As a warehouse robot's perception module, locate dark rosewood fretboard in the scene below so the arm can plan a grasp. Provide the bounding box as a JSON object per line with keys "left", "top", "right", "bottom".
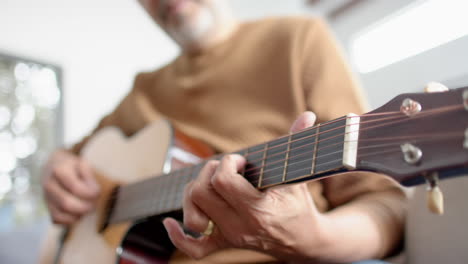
{"left": 109, "top": 117, "right": 351, "bottom": 225}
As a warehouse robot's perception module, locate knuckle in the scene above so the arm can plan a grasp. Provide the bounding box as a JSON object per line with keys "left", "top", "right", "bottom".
{"left": 212, "top": 171, "right": 230, "bottom": 190}
{"left": 190, "top": 184, "right": 204, "bottom": 202}
{"left": 59, "top": 198, "right": 76, "bottom": 212}
{"left": 222, "top": 154, "right": 234, "bottom": 163}
{"left": 206, "top": 160, "right": 219, "bottom": 169}
{"left": 190, "top": 250, "right": 205, "bottom": 260}
{"left": 68, "top": 181, "right": 82, "bottom": 195}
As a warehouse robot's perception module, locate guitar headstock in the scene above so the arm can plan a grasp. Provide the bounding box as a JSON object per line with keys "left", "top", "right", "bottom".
{"left": 356, "top": 87, "right": 468, "bottom": 187}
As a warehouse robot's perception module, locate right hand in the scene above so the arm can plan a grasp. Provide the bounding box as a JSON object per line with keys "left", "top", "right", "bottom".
{"left": 42, "top": 149, "right": 100, "bottom": 225}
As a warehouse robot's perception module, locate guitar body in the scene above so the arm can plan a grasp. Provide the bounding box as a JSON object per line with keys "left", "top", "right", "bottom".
{"left": 40, "top": 120, "right": 215, "bottom": 264}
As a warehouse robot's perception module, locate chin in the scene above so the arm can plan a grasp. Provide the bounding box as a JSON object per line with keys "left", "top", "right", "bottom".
{"left": 168, "top": 7, "right": 215, "bottom": 48}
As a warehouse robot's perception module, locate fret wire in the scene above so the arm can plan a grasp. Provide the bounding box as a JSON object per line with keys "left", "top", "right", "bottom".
{"left": 176, "top": 167, "right": 190, "bottom": 207}
{"left": 311, "top": 124, "right": 320, "bottom": 175}
{"left": 167, "top": 169, "right": 179, "bottom": 212}
{"left": 190, "top": 165, "right": 197, "bottom": 181}
{"left": 247, "top": 119, "right": 349, "bottom": 178}
{"left": 147, "top": 176, "right": 155, "bottom": 213}
{"left": 258, "top": 163, "right": 345, "bottom": 190}
{"left": 244, "top": 125, "right": 346, "bottom": 175}
{"left": 168, "top": 168, "right": 179, "bottom": 211}
{"left": 250, "top": 134, "right": 343, "bottom": 179}
{"left": 175, "top": 168, "right": 186, "bottom": 209}
{"left": 241, "top": 116, "right": 347, "bottom": 161}
{"left": 258, "top": 128, "right": 345, "bottom": 186}
{"left": 160, "top": 173, "right": 170, "bottom": 213}
{"left": 282, "top": 134, "right": 292, "bottom": 183}
{"left": 179, "top": 166, "right": 194, "bottom": 205}
{"left": 240, "top": 148, "right": 249, "bottom": 177}
{"left": 254, "top": 154, "right": 345, "bottom": 187}
{"left": 258, "top": 143, "right": 268, "bottom": 188}
{"left": 155, "top": 176, "right": 164, "bottom": 214}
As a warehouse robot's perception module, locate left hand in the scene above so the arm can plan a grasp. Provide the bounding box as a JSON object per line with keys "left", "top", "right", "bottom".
{"left": 163, "top": 112, "right": 334, "bottom": 261}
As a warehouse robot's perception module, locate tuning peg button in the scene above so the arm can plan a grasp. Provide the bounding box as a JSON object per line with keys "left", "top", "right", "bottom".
{"left": 463, "top": 90, "right": 468, "bottom": 111}
{"left": 400, "top": 98, "right": 422, "bottom": 117}
{"left": 401, "top": 143, "right": 422, "bottom": 165}
{"left": 464, "top": 128, "right": 468, "bottom": 149}
{"left": 424, "top": 82, "right": 449, "bottom": 93}
{"left": 425, "top": 172, "right": 444, "bottom": 215}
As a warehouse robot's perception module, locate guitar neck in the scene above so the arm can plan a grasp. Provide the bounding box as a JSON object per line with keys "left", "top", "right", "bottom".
{"left": 98, "top": 87, "right": 468, "bottom": 229}
{"left": 107, "top": 115, "right": 360, "bottom": 225}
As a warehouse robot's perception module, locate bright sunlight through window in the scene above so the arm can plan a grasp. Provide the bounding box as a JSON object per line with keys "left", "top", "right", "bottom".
{"left": 351, "top": 0, "right": 468, "bottom": 73}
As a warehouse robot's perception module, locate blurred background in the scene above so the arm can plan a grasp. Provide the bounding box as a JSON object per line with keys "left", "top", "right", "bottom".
{"left": 0, "top": 0, "right": 467, "bottom": 263}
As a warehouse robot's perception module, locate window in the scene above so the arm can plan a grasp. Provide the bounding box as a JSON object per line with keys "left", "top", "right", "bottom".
{"left": 351, "top": 0, "right": 468, "bottom": 73}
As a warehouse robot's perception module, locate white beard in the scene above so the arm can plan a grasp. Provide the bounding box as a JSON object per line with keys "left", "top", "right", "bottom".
{"left": 168, "top": 7, "right": 215, "bottom": 48}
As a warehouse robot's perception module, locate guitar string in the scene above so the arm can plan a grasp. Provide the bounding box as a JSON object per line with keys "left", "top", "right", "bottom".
{"left": 239, "top": 104, "right": 459, "bottom": 163}
{"left": 193, "top": 104, "right": 459, "bottom": 181}
{"left": 113, "top": 131, "right": 461, "bottom": 223}
{"left": 112, "top": 133, "right": 464, "bottom": 223}
{"left": 114, "top": 130, "right": 461, "bottom": 216}
{"left": 250, "top": 133, "right": 464, "bottom": 186}
{"left": 112, "top": 103, "right": 462, "bottom": 206}
{"left": 241, "top": 113, "right": 407, "bottom": 171}
{"left": 245, "top": 131, "right": 462, "bottom": 181}
{"left": 112, "top": 111, "right": 398, "bottom": 209}
{"left": 234, "top": 104, "right": 462, "bottom": 177}
{"left": 111, "top": 104, "right": 463, "bottom": 220}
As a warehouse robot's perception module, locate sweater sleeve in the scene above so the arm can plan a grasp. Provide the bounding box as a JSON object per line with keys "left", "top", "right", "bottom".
{"left": 300, "top": 18, "right": 406, "bottom": 258}
{"left": 69, "top": 72, "right": 161, "bottom": 155}
{"left": 300, "top": 18, "right": 368, "bottom": 121}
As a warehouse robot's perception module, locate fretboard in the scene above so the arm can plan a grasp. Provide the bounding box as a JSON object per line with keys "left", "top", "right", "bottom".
{"left": 108, "top": 115, "right": 355, "bottom": 225}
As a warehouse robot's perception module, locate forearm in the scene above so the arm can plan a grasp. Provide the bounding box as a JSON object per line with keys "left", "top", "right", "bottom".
{"left": 314, "top": 192, "right": 404, "bottom": 263}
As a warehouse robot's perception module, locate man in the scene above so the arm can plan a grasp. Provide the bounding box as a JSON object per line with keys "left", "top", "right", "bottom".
{"left": 42, "top": 0, "right": 405, "bottom": 262}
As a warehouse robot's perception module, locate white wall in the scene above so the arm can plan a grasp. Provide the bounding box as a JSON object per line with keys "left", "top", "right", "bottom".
{"left": 0, "top": 0, "right": 310, "bottom": 146}
{"left": 0, "top": 0, "right": 179, "bottom": 146}
{"left": 330, "top": 0, "right": 468, "bottom": 108}
{"left": 4, "top": 0, "right": 465, "bottom": 145}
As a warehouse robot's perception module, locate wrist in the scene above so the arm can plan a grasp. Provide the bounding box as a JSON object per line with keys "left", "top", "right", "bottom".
{"left": 300, "top": 213, "right": 338, "bottom": 262}
{"left": 270, "top": 213, "right": 337, "bottom": 263}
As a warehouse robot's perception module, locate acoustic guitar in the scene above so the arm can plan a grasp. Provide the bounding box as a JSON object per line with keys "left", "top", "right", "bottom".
{"left": 41, "top": 87, "right": 468, "bottom": 263}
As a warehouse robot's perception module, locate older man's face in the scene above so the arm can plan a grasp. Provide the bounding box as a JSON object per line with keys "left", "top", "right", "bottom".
{"left": 138, "top": 0, "right": 229, "bottom": 48}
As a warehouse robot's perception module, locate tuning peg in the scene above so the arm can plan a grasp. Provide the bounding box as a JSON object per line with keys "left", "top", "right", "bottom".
{"left": 422, "top": 83, "right": 447, "bottom": 215}
{"left": 425, "top": 172, "right": 444, "bottom": 215}
{"left": 424, "top": 82, "right": 449, "bottom": 93}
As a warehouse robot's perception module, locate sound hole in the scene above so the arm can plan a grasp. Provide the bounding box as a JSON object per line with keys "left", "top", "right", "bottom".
{"left": 118, "top": 211, "right": 182, "bottom": 263}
